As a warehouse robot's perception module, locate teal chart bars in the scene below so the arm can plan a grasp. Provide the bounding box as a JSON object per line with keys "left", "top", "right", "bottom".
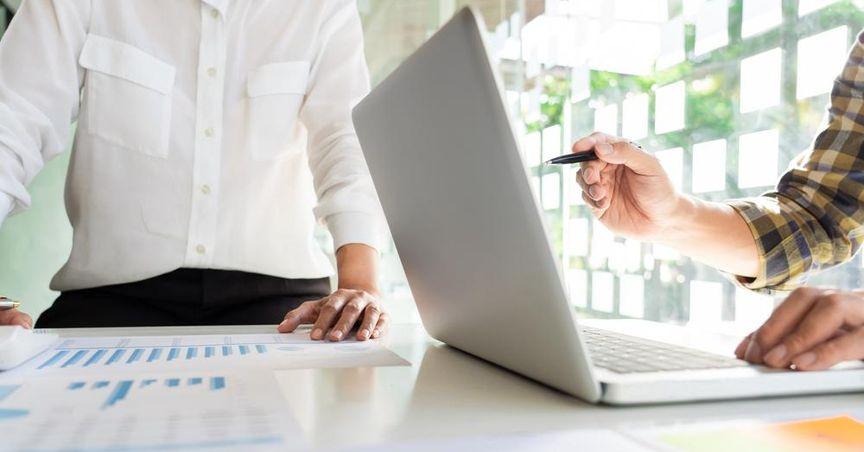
{"left": 65, "top": 376, "right": 228, "bottom": 409}
{"left": 17, "top": 332, "right": 408, "bottom": 376}
{"left": 0, "top": 372, "right": 303, "bottom": 450}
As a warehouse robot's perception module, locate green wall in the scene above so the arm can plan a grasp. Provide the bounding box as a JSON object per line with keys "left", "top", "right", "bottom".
{"left": 0, "top": 148, "right": 72, "bottom": 321}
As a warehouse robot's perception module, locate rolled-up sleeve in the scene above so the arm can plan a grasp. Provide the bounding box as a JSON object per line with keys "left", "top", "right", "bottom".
{"left": 301, "top": 0, "right": 385, "bottom": 252}
{"left": 726, "top": 29, "right": 864, "bottom": 292}
{"left": 0, "top": 0, "right": 89, "bottom": 227}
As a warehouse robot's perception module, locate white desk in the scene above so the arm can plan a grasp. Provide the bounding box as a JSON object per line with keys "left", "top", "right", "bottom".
{"left": 48, "top": 321, "right": 864, "bottom": 450}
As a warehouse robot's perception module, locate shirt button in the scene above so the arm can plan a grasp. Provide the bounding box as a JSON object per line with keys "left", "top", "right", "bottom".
{"left": 207, "top": 67, "right": 217, "bottom": 78}
{"left": 204, "top": 127, "right": 215, "bottom": 137}
{"left": 201, "top": 184, "right": 211, "bottom": 195}
{"left": 196, "top": 244, "right": 206, "bottom": 255}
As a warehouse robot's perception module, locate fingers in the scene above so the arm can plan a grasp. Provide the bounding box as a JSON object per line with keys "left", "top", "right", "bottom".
{"left": 743, "top": 287, "right": 822, "bottom": 363}
{"left": 356, "top": 303, "right": 382, "bottom": 341}
{"left": 277, "top": 301, "right": 318, "bottom": 333}
{"left": 593, "top": 141, "right": 662, "bottom": 176}
{"left": 371, "top": 312, "right": 390, "bottom": 339}
{"left": 762, "top": 292, "right": 864, "bottom": 368}
{"left": 734, "top": 333, "right": 753, "bottom": 359}
{"left": 791, "top": 326, "right": 864, "bottom": 371}
{"left": 327, "top": 292, "right": 374, "bottom": 342}
{"left": 311, "top": 290, "right": 352, "bottom": 340}
{"left": 0, "top": 310, "right": 33, "bottom": 329}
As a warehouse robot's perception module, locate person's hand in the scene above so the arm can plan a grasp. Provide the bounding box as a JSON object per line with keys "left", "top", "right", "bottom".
{"left": 277, "top": 288, "right": 390, "bottom": 341}
{"left": 573, "top": 132, "right": 682, "bottom": 241}
{"left": 0, "top": 309, "right": 33, "bottom": 329}
{"left": 735, "top": 288, "right": 864, "bottom": 371}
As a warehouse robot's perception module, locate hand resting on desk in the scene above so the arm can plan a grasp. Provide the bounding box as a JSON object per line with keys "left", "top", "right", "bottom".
{"left": 735, "top": 287, "right": 864, "bottom": 371}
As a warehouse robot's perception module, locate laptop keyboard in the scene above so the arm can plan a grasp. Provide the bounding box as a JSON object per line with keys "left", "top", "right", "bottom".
{"left": 581, "top": 326, "right": 748, "bottom": 374}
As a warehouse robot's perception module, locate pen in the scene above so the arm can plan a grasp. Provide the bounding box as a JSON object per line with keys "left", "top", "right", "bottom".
{"left": 0, "top": 297, "right": 21, "bottom": 311}
{"left": 544, "top": 151, "right": 598, "bottom": 166}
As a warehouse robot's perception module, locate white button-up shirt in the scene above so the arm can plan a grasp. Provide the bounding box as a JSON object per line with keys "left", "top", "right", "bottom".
{"left": 0, "top": 0, "right": 384, "bottom": 291}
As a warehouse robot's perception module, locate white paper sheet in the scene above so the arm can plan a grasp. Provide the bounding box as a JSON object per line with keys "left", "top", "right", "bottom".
{"left": 0, "top": 371, "right": 303, "bottom": 451}
{"left": 5, "top": 332, "right": 408, "bottom": 378}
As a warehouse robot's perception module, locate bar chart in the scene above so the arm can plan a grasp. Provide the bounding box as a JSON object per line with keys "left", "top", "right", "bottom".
{"left": 38, "top": 343, "right": 270, "bottom": 370}
{"left": 65, "top": 376, "right": 228, "bottom": 409}
{"left": 20, "top": 332, "right": 407, "bottom": 375}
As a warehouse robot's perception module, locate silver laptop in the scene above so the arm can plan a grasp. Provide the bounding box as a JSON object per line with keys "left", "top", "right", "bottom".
{"left": 352, "top": 7, "right": 864, "bottom": 405}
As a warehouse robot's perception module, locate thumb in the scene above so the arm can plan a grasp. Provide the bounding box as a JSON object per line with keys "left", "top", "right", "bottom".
{"left": 594, "top": 141, "right": 662, "bottom": 176}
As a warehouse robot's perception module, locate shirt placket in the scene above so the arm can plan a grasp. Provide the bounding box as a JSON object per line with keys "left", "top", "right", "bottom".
{"left": 184, "top": 4, "right": 227, "bottom": 267}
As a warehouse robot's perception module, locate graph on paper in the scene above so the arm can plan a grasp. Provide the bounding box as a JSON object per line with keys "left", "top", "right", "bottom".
{"left": 14, "top": 333, "right": 407, "bottom": 376}
{"left": 0, "top": 372, "right": 303, "bottom": 450}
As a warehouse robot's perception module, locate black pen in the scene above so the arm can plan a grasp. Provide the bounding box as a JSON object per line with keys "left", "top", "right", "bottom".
{"left": 543, "top": 151, "right": 598, "bottom": 166}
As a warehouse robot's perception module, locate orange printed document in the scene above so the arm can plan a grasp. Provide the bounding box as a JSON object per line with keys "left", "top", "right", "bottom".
{"left": 658, "top": 416, "right": 864, "bottom": 452}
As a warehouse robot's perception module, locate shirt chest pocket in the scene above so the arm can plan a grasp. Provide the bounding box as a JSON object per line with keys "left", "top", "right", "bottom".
{"left": 78, "top": 34, "right": 176, "bottom": 158}
{"left": 246, "top": 62, "right": 310, "bottom": 161}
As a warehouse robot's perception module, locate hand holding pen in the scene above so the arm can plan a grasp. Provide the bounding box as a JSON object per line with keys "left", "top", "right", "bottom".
{"left": 0, "top": 296, "right": 31, "bottom": 329}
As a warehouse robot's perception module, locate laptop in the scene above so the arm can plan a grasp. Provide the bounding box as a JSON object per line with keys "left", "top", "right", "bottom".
{"left": 352, "top": 7, "right": 864, "bottom": 405}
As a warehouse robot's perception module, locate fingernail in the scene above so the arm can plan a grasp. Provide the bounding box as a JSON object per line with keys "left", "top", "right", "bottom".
{"left": 372, "top": 329, "right": 380, "bottom": 338}
{"left": 359, "top": 329, "right": 370, "bottom": 339}
{"left": 278, "top": 320, "right": 288, "bottom": 329}
{"left": 744, "top": 341, "right": 762, "bottom": 362}
{"left": 583, "top": 168, "right": 592, "bottom": 182}
{"left": 588, "top": 185, "right": 598, "bottom": 199}
{"left": 794, "top": 352, "right": 817, "bottom": 369}
{"left": 596, "top": 144, "right": 613, "bottom": 156}
{"left": 331, "top": 330, "right": 343, "bottom": 340}
{"left": 763, "top": 344, "right": 787, "bottom": 365}
{"left": 311, "top": 329, "right": 323, "bottom": 340}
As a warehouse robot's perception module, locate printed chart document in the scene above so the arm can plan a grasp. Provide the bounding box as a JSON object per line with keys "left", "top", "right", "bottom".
{"left": 7, "top": 332, "right": 408, "bottom": 377}
{"left": 0, "top": 371, "right": 303, "bottom": 451}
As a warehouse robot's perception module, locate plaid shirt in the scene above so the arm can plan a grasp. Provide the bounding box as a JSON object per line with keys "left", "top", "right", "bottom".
{"left": 727, "top": 29, "right": 864, "bottom": 292}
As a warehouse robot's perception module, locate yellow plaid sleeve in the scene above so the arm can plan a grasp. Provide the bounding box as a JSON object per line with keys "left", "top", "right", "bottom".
{"left": 726, "top": 29, "right": 864, "bottom": 292}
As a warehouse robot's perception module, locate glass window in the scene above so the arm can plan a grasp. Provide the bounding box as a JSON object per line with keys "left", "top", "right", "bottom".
{"left": 591, "top": 271, "right": 615, "bottom": 313}
{"left": 740, "top": 47, "right": 782, "bottom": 113}
{"left": 654, "top": 81, "right": 686, "bottom": 134}
{"left": 619, "top": 274, "right": 646, "bottom": 318}
{"left": 542, "top": 125, "right": 563, "bottom": 162}
{"left": 695, "top": 0, "right": 729, "bottom": 56}
{"left": 523, "top": 132, "right": 542, "bottom": 168}
{"left": 797, "top": 27, "right": 849, "bottom": 99}
{"left": 738, "top": 129, "right": 780, "bottom": 188}
{"left": 567, "top": 269, "right": 589, "bottom": 308}
{"left": 742, "top": 0, "right": 782, "bottom": 38}
{"left": 688, "top": 280, "right": 724, "bottom": 327}
{"left": 798, "top": 0, "right": 842, "bottom": 16}
{"left": 541, "top": 173, "right": 561, "bottom": 210}
{"left": 692, "top": 139, "right": 727, "bottom": 193}
{"left": 594, "top": 103, "right": 619, "bottom": 135}
{"left": 622, "top": 93, "right": 650, "bottom": 140}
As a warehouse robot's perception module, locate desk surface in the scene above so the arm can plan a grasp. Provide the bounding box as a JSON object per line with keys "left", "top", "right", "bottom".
{"left": 48, "top": 321, "right": 864, "bottom": 449}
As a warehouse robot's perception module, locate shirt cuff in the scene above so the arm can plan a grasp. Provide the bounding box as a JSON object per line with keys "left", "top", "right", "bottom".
{"left": 0, "top": 193, "right": 13, "bottom": 227}
{"left": 325, "top": 212, "right": 385, "bottom": 252}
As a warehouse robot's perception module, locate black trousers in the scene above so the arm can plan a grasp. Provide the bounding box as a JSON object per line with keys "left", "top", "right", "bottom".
{"left": 35, "top": 268, "right": 331, "bottom": 328}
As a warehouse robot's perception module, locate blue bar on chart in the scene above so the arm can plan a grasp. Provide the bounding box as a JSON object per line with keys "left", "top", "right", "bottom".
{"left": 147, "top": 348, "right": 162, "bottom": 363}
{"left": 105, "top": 349, "right": 126, "bottom": 365}
{"left": 239, "top": 345, "right": 249, "bottom": 355}
{"left": 186, "top": 347, "right": 197, "bottom": 360}
{"left": 165, "top": 378, "right": 180, "bottom": 388}
{"left": 92, "top": 381, "right": 110, "bottom": 389}
{"left": 222, "top": 346, "right": 231, "bottom": 356}
{"left": 168, "top": 347, "right": 180, "bottom": 361}
{"left": 210, "top": 376, "right": 226, "bottom": 391}
{"left": 126, "top": 348, "right": 144, "bottom": 364}
{"left": 255, "top": 344, "right": 267, "bottom": 354}
{"left": 62, "top": 350, "right": 88, "bottom": 368}
{"left": 68, "top": 382, "right": 86, "bottom": 390}
{"left": 38, "top": 350, "right": 69, "bottom": 369}
{"left": 103, "top": 380, "right": 133, "bottom": 408}
{"left": 188, "top": 377, "right": 202, "bottom": 385}
{"left": 140, "top": 379, "right": 157, "bottom": 388}
{"left": 84, "top": 349, "right": 107, "bottom": 367}
{"left": 205, "top": 346, "right": 215, "bottom": 358}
